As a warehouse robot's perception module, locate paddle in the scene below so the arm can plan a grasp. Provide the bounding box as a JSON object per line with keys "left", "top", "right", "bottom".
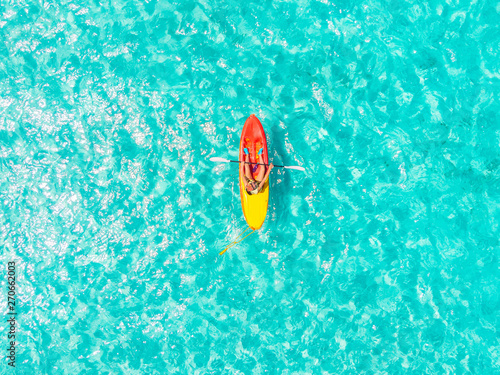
{"left": 210, "top": 157, "right": 305, "bottom": 171}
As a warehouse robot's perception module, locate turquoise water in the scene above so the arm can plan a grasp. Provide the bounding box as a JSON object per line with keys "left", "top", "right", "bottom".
{"left": 1, "top": 0, "right": 499, "bottom": 373}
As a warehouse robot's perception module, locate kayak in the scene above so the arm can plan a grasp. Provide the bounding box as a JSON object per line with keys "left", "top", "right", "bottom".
{"left": 239, "top": 115, "right": 269, "bottom": 230}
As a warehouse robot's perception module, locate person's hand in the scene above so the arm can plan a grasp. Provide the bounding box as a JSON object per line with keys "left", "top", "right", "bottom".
{"left": 269, "top": 163, "right": 274, "bottom": 171}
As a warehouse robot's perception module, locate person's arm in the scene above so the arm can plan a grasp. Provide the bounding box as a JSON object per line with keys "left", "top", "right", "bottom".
{"left": 240, "top": 159, "right": 248, "bottom": 184}
{"left": 257, "top": 163, "right": 274, "bottom": 190}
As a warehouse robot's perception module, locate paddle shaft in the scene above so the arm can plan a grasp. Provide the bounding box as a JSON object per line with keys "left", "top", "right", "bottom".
{"left": 228, "top": 160, "right": 285, "bottom": 168}
{"left": 209, "top": 157, "right": 305, "bottom": 171}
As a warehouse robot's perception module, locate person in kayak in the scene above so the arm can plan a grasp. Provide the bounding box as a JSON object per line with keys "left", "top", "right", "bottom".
{"left": 241, "top": 149, "right": 274, "bottom": 195}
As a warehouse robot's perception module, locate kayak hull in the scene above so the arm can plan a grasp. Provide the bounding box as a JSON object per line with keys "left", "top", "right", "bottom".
{"left": 239, "top": 115, "right": 269, "bottom": 230}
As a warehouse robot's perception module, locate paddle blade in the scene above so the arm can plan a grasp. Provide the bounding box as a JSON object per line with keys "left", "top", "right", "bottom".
{"left": 284, "top": 165, "right": 305, "bottom": 171}
{"left": 210, "top": 157, "right": 231, "bottom": 163}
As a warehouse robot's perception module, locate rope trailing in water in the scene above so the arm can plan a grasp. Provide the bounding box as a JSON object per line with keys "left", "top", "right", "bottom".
{"left": 219, "top": 227, "right": 255, "bottom": 255}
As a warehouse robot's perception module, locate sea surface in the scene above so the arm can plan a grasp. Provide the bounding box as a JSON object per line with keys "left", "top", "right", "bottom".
{"left": 1, "top": 0, "right": 499, "bottom": 373}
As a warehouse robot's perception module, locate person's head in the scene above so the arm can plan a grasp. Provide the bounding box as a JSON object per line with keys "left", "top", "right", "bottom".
{"left": 246, "top": 181, "right": 259, "bottom": 195}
